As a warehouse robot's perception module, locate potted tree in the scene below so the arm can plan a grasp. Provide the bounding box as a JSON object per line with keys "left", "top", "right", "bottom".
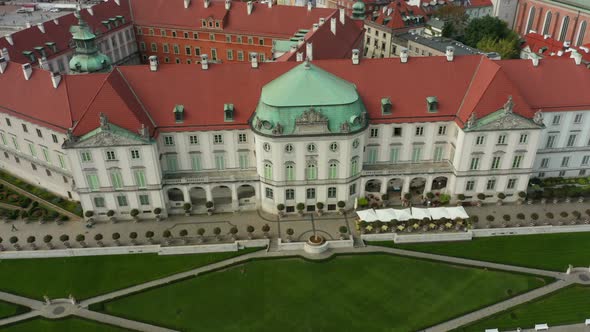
{"left": 246, "top": 225, "right": 255, "bottom": 239}
{"left": 9, "top": 236, "right": 19, "bottom": 251}
{"left": 27, "top": 236, "right": 36, "bottom": 250}
{"left": 130, "top": 208, "right": 140, "bottom": 222}
{"left": 229, "top": 226, "right": 239, "bottom": 240}
{"left": 162, "top": 230, "right": 172, "bottom": 245}
{"left": 316, "top": 202, "right": 324, "bottom": 216}
{"left": 280, "top": 228, "right": 292, "bottom": 242}
{"left": 205, "top": 201, "right": 214, "bottom": 215}
{"left": 476, "top": 193, "right": 486, "bottom": 206}
{"left": 129, "top": 232, "right": 138, "bottom": 245}
{"left": 153, "top": 207, "right": 162, "bottom": 221}
{"left": 94, "top": 233, "right": 104, "bottom": 247}
{"left": 43, "top": 234, "right": 53, "bottom": 250}
{"left": 497, "top": 192, "right": 506, "bottom": 206}
{"left": 339, "top": 226, "right": 348, "bottom": 240}
{"left": 107, "top": 210, "right": 116, "bottom": 223}
{"left": 262, "top": 224, "right": 271, "bottom": 238}
{"left": 179, "top": 229, "right": 188, "bottom": 244}
{"left": 337, "top": 200, "right": 346, "bottom": 215}
{"left": 76, "top": 234, "right": 86, "bottom": 248}
{"left": 296, "top": 203, "right": 305, "bottom": 216}
{"left": 112, "top": 232, "right": 121, "bottom": 246}
{"left": 145, "top": 231, "right": 155, "bottom": 244}
{"left": 277, "top": 204, "right": 285, "bottom": 217}
{"left": 183, "top": 203, "right": 192, "bottom": 216}
{"left": 60, "top": 234, "right": 70, "bottom": 248}
{"left": 84, "top": 210, "right": 94, "bottom": 223}
{"left": 213, "top": 227, "right": 222, "bottom": 241}
{"left": 197, "top": 228, "right": 205, "bottom": 243}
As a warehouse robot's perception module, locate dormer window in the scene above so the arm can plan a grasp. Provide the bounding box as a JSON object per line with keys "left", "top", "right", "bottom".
{"left": 224, "top": 103, "right": 234, "bottom": 122}
{"left": 215, "top": 21, "right": 220, "bottom": 28}
{"left": 209, "top": 20, "right": 214, "bottom": 27}
{"left": 45, "top": 42, "right": 57, "bottom": 53}
{"left": 381, "top": 97, "right": 392, "bottom": 115}
{"left": 173, "top": 104, "right": 185, "bottom": 123}
{"left": 201, "top": 19, "right": 207, "bottom": 27}
{"left": 426, "top": 96, "right": 438, "bottom": 113}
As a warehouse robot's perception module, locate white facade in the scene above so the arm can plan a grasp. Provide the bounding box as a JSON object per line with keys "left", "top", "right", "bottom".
{"left": 491, "top": 0, "right": 519, "bottom": 28}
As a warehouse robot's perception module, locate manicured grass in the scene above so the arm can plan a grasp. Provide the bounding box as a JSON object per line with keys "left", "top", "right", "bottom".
{"left": 0, "top": 248, "right": 259, "bottom": 300}
{"left": 2, "top": 317, "right": 132, "bottom": 332}
{"left": 369, "top": 232, "right": 590, "bottom": 271}
{"left": 0, "top": 300, "right": 28, "bottom": 319}
{"left": 100, "top": 254, "right": 548, "bottom": 332}
{"left": 456, "top": 286, "right": 590, "bottom": 331}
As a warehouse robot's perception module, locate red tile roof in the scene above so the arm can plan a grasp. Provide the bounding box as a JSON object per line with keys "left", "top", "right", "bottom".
{"left": 0, "top": 0, "right": 132, "bottom": 65}
{"left": 130, "top": 0, "right": 337, "bottom": 38}
{"left": 524, "top": 32, "right": 590, "bottom": 63}
{"left": 0, "top": 56, "right": 587, "bottom": 137}
{"left": 368, "top": 0, "right": 427, "bottom": 30}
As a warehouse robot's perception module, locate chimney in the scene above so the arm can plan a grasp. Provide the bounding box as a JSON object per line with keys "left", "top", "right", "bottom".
{"left": 37, "top": 23, "right": 45, "bottom": 34}
{"left": 387, "top": 7, "right": 392, "bottom": 15}
{"left": 531, "top": 56, "right": 539, "bottom": 67}
{"left": 529, "top": 29, "right": 536, "bottom": 34}
{"left": 339, "top": 8, "right": 345, "bottom": 24}
{"left": 268, "top": 0, "right": 272, "bottom": 8}
{"left": 250, "top": 52, "right": 258, "bottom": 68}
{"left": 330, "top": 17, "right": 337, "bottom": 35}
{"left": 290, "top": 44, "right": 297, "bottom": 53}
{"left": 319, "top": 17, "right": 325, "bottom": 25}
{"left": 400, "top": 48, "right": 408, "bottom": 63}
{"left": 5, "top": 34, "right": 13, "bottom": 46}
{"left": 306, "top": 42, "right": 313, "bottom": 61}
{"left": 201, "top": 54, "right": 209, "bottom": 70}
{"left": 247, "top": 1, "right": 253, "bottom": 15}
{"left": 22, "top": 63, "right": 32, "bottom": 80}
{"left": 445, "top": 46, "right": 454, "bottom": 61}
{"left": 225, "top": 0, "right": 231, "bottom": 9}
{"left": 38, "top": 57, "right": 49, "bottom": 70}
{"left": 53, "top": 18, "right": 59, "bottom": 25}
{"left": 149, "top": 55, "right": 158, "bottom": 71}
{"left": 87, "top": 7, "right": 94, "bottom": 16}
{"left": 184, "top": 0, "right": 190, "bottom": 8}
{"left": 114, "top": 0, "right": 120, "bottom": 5}
{"left": 543, "top": 34, "right": 551, "bottom": 39}
{"left": 296, "top": 52, "right": 303, "bottom": 61}
{"left": 352, "top": 49, "right": 359, "bottom": 64}
{"left": 1, "top": 48, "right": 9, "bottom": 61}
{"left": 0, "top": 57, "right": 6, "bottom": 74}
{"left": 204, "top": 0, "right": 211, "bottom": 8}
{"left": 50, "top": 72, "right": 61, "bottom": 88}
{"left": 382, "top": 6, "right": 386, "bottom": 13}
{"left": 563, "top": 41, "right": 571, "bottom": 48}
{"left": 307, "top": 0, "right": 312, "bottom": 11}
{"left": 26, "top": 22, "right": 31, "bottom": 28}
{"left": 312, "top": 23, "right": 319, "bottom": 31}
{"left": 571, "top": 50, "right": 582, "bottom": 65}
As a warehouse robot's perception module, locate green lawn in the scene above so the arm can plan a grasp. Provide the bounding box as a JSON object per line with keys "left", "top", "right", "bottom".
{"left": 1, "top": 317, "right": 133, "bottom": 332}
{"left": 369, "top": 232, "right": 590, "bottom": 271}
{"left": 0, "top": 300, "right": 27, "bottom": 319}
{"left": 456, "top": 286, "right": 590, "bottom": 331}
{"left": 0, "top": 248, "right": 259, "bottom": 300}
{"left": 99, "top": 254, "right": 548, "bottom": 332}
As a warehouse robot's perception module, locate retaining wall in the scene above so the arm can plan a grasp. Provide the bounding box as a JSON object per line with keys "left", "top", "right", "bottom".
{"left": 277, "top": 237, "right": 354, "bottom": 251}
{"left": 472, "top": 224, "right": 590, "bottom": 237}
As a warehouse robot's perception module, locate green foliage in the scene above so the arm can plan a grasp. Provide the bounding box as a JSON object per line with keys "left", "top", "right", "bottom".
{"left": 337, "top": 201, "right": 346, "bottom": 208}
{"left": 439, "top": 194, "right": 451, "bottom": 205}
{"left": 457, "top": 194, "right": 466, "bottom": 201}
{"left": 442, "top": 22, "right": 456, "bottom": 38}
{"left": 339, "top": 226, "right": 348, "bottom": 234}
{"left": 316, "top": 202, "right": 324, "bottom": 210}
{"left": 476, "top": 32, "right": 520, "bottom": 59}
{"left": 296, "top": 203, "right": 305, "bottom": 211}
{"left": 357, "top": 197, "right": 369, "bottom": 207}
{"left": 276, "top": 204, "right": 285, "bottom": 211}
{"left": 486, "top": 215, "right": 495, "bottom": 222}
{"left": 497, "top": 193, "right": 506, "bottom": 200}
{"left": 477, "top": 193, "right": 486, "bottom": 200}
{"left": 464, "top": 16, "right": 512, "bottom": 47}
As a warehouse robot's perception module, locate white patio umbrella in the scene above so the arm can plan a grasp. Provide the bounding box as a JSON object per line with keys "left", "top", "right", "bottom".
{"left": 375, "top": 208, "right": 397, "bottom": 222}
{"left": 410, "top": 207, "right": 431, "bottom": 220}
{"left": 445, "top": 206, "right": 470, "bottom": 220}
{"left": 428, "top": 207, "right": 451, "bottom": 220}
{"left": 356, "top": 209, "right": 379, "bottom": 222}
{"left": 395, "top": 208, "right": 412, "bottom": 221}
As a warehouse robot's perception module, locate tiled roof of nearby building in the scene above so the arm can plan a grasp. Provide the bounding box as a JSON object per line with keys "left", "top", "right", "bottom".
{"left": 0, "top": 56, "right": 587, "bottom": 137}
{"left": 129, "top": 0, "right": 337, "bottom": 38}
{"left": 399, "top": 33, "right": 482, "bottom": 55}
{"left": 523, "top": 33, "right": 590, "bottom": 63}
{"left": 367, "top": 0, "right": 427, "bottom": 30}
{"left": 0, "top": 0, "right": 132, "bottom": 65}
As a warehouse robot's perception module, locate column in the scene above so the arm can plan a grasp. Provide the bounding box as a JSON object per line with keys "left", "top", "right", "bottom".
{"left": 231, "top": 184, "right": 239, "bottom": 211}
{"left": 380, "top": 177, "right": 388, "bottom": 195}
{"left": 205, "top": 186, "right": 213, "bottom": 203}
{"left": 182, "top": 186, "right": 190, "bottom": 204}
{"left": 423, "top": 175, "right": 434, "bottom": 196}
{"left": 402, "top": 176, "right": 410, "bottom": 195}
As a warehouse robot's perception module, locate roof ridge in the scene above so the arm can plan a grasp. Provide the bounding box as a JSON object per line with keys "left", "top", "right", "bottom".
{"left": 115, "top": 67, "right": 157, "bottom": 128}
{"left": 71, "top": 72, "right": 112, "bottom": 133}
{"left": 455, "top": 56, "right": 499, "bottom": 123}
{"left": 63, "top": 74, "right": 74, "bottom": 128}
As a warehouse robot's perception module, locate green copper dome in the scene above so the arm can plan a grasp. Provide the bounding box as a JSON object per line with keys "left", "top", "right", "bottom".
{"left": 352, "top": 0, "right": 366, "bottom": 20}
{"left": 69, "top": 9, "right": 112, "bottom": 74}
{"left": 253, "top": 61, "right": 368, "bottom": 136}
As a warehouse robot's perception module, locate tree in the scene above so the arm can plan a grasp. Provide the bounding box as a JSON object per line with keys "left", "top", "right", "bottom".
{"left": 9, "top": 236, "right": 18, "bottom": 249}
{"left": 433, "top": 5, "right": 468, "bottom": 38}
{"left": 464, "top": 16, "right": 511, "bottom": 48}
{"left": 476, "top": 33, "right": 520, "bottom": 59}
{"left": 262, "top": 224, "right": 270, "bottom": 238}
{"left": 229, "top": 226, "right": 238, "bottom": 240}
{"left": 43, "top": 234, "right": 53, "bottom": 249}
{"left": 112, "top": 232, "right": 121, "bottom": 246}
{"left": 197, "top": 228, "right": 206, "bottom": 242}
{"left": 27, "top": 236, "right": 36, "bottom": 250}
{"left": 285, "top": 228, "right": 294, "bottom": 241}
{"left": 213, "top": 227, "right": 222, "bottom": 241}
{"left": 246, "top": 225, "right": 255, "bottom": 239}
{"left": 76, "top": 234, "right": 86, "bottom": 248}
{"left": 94, "top": 233, "right": 104, "bottom": 247}
{"left": 145, "top": 231, "right": 154, "bottom": 244}
{"left": 179, "top": 229, "right": 188, "bottom": 244}
{"left": 129, "top": 232, "right": 138, "bottom": 245}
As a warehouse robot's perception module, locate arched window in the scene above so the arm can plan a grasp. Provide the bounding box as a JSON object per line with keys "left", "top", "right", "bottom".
{"left": 526, "top": 6, "right": 536, "bottom": 33}
{"left": 264, "top": 162, "right": 273, "bottom": 180}
{"left": 576, "top": 21, "right": 587, "bottom": 46}
{"left": 328, "top": 161, "right": 339, "bottom": 179}
{"left": 285, "top": 163, "right": 295, "bottom": 181}
{"left": 559, "top": 16, "right": 570, "bottom": 41}
{"left": 306, "top": 162, "right": 317, "bottom": 180}
{"left": 542, "top": 11, "right": 552, "bottom": 35}
{"left": 350, "top": 157, "right": 359, "bottom": 176}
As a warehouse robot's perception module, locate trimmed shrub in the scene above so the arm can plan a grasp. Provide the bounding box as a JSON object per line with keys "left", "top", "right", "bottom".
{"left": 286, "top": 228, "right": 294, "bottom": 236}
{"left": 84, "top": 210, "right": 94, "bottom": 218}
{"left": 316, "top": 202, "right": 324, "bottom": 210}
{"left": 531, "top": 213, "right": 539, "bottom": 220}
{"left": 503, "top": 214, "right": 511, "bottom": 222}
{"left": 357, "top": 197, "right": 369, "bottom": 207}
{"left": 130, "top": 209, "right": 140, "bottom": 217}
{"left": 296, "top": 203, "right": 305, "bottom": 211}
{"left": 486, "top": 215, "right": 495, "bottom": 222}
{"left": 457, "top": 194, "right": 466, "bottom": 201}
{"left": 337, "top": 201, "right": 346, "bottom": 208}
{"left": 477, "top": 193, "right": 486, "bottom": 200}
{"left": 339, "top": 226, "right": 348, "bottom": 234}
{"left": 107, "top": 210, "right": 115, "bottom": 217}
{"left": 546, "top": 212, "right": 554, "bottom": 219}
{"left": 276, "top": 204, "right": 285, "bottom": 211}
{"left": 518, "top": 191, "right": 527, "bottom": 198}
{"left": 516, "top": 213, "right": 525, "bottom": 220}
{"left": 205, "top": 201, "right": 214, "bottom": 209}
{"left": 403, "top": 193, "right": 412, "bottom": 200}
{"left": 262, "top": 224, "right": 270, "bottom": 233}
{"left": 497, "top": 193, "right": 506, "bottom": 200}
{"left": 153, "top": 208, "right": 162, "bottom": 215}
{"left": 439, "top": 194, "right": 451, "bottom": 205}
{"left": 246, "top": 225, "right": 254, "bottom": 233}
{"left": 560, "top": 211, "right": 569, "bottom": 218}
{"left": 471, "top": 215, "right": 479, "bottom": 223}
{"left": 426, "top": 192, "right": 435, "bottom": 199}
{"left": 183, "top": 203, "right": 192, "bottom": 211}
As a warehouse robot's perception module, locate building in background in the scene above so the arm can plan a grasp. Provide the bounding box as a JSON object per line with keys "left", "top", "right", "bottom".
{"left": 406, "top": 0, "right": 493, "bottom": 19}
{"left": 491, "top": 0, "right": 519, "bottom": 28}
{"left": 521, "top": 31, "right": 590, "bottom": 65}
{"left": 391, "top": 33, "right": 493, "bottom": 57}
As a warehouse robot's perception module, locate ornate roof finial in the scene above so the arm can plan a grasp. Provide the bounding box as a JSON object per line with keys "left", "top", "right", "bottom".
{"left": 99, "top": 112, "right": 109, "bottom": 130}
{"left": 533, "top": 110, "right": 544, "bottom": 125}
{"left": 138, "top": 123, "right": 149, "bottom": 139}
{"left": 503, "top": 95, "right": 514, "bottom": 114}
{"left": 304, "top": 57, "right": 311, "bottom": 69}
{"left": 467, "top": 112, "right": 477, "bottom": 128}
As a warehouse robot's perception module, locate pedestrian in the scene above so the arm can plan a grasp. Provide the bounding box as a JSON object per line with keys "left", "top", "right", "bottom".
{"left": 11, "top": 224, "right": 17, "bottom": 232}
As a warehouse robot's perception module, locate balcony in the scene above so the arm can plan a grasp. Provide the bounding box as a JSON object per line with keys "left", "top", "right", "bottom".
{"left": 362, "top": 160, "right": 453, "bottom": 177}
{"left": 163, "top": 169, "right": 259, "bottom": 185}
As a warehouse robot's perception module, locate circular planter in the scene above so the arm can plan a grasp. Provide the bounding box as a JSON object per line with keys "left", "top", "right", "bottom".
{"left": 303, "top": 235, "right": 328, "bottom": 254}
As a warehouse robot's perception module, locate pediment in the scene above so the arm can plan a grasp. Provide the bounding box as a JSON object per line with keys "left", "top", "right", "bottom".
{"left": 70, "top": 127, "right": 151, "bottom": 148}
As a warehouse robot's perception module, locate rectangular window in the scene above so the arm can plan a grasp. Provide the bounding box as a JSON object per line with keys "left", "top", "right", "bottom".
{"left": 191, "top": 154, "right": 202, "bottom": 171}
{"left": 164, "top": 136, "right": 174, "bottom": 145}
{"left": 0, "top": 133, "right": 5, "bottom": 145}
{"left": 519, "top": 134, "right": 528, "bottom": 144}
{"left": 166, "top": 155, "right": 178, "bottom": 171}
{"left": 211, "top": 48, "right": 218, "bottom": 60}
{"left": 512, "top": 155, "right": 523, "bottom": 168}
{"left": 163, "top": 43, "right": 169, "bottom": 53}
{"left": 561, "top": 156, "right": 570, "bottom": 167}
{"left": 134, "top": 170, "right": 146, "bottom": 188}
{"left": 130, "top": 149, "right": 140, "bottom": 159}
{"left": 370, "top": 128, "right": 379, "bottom": 138}
{"left": 86, "top": 174, "right": 100, "bottom": 191}
{"left": 491, "top": 156, "right": 501, "bottom": 169}
{"left": 42, "top": 148, "right": 49, "bottom": 162}
{"left": 189, "top": 135, "right": 199, "bottom": 145}
{"left": 213, "top": 134, "right": 223, "bottom": 144}
{"left": 470, "top": 157, "right": 480, "bottom": 170}
{"left": 265, "top": 187, "right": 273, "bottom": 199}
{"left": 151, "top": 43, "right": 157, "bottom": 52}
{"left": 5, "top": 118, "right": 10, "bottom": 126}
{"left": 552, "top": 115, "right": 561, "bottom": 125}
{"left": 546, "top": 135, "right": 556, "bottom": 148}
{"left": 259, "top": 38, "right": 264, "bottom": 46}
{"left": 140, "top": 42, "right": 146, "bottom": 51}
{"left": 497, "top": 134, "right": 507, "bottom": 145}
{"left": 285, "top": 189, "right": 295, "bottom": 200}
{"left": 11, "top": 137, "right": 19, "bottom": 150}
{"left": 81, "top": 151, "right": 92, "bottom": 162}
{"left": 106, "top": 150, "right": 116, "bottom": 160}
{"left": 415, "top": 126, "right": 424, "bottom": 136}
{"left": 540, "top": 158, "right": 549, "bottom": 168}
{"left": 194, "top": 47, "right": 201, "bottom": 56}
{"left": 248, "top": 36, "right": 253, "bottom": 44}
{"left": 389, "top": 147, "right": 399, "bottom": 163}
{"left": 185, "top": 46, "right": 191, "bottom": 55}
{"left": 559, "top": 170, "right": 566, "bottom": 177}
{"left": 306, "top": 188, "right": 316, "bottom": 199}
{"left": 237, "top": 51, "right": 244, "bottom": 61}
{"left": 110, "top": 171, "right": 124, "bottom": 189}
{"left": 215, "top": 154, "right": 225, "bottom": 170}
{"left": 567, "top": 134, "right": 577, "bottom": 147}
{"left": 433, "top": 146, "right": 443, "bottom": 162}
{"left": 52, "top": 134, "right": 58, "bottom": 143}
{"left": 57, "top": 154, "right": 66, "bottom": 169}
{"left": 239, "top": 153, "right": 249, "bottom": 169}
{"left": 28, "top": 143, "right": 36, "bottom": 158}
{"left": 367, "top": 148, "right": 378, "bottom": 164}
{"left": 36, "top": 128, "right": 43, "bottom": 138}
{"left": 238, "top": 133, "right": 247, "bottom": 143}
{"left": 507, "top": 178, "right": 517, "bottom": 190}
{"left": 438, "top": 125, "right": 447, "bottom": 135}
{"left": 393, "top": 127, "right": 402, "bottom": 137}
{"left": 227, "top": 50, "right": 233, "bottom": 60}
{"left": 411, "top": 147, "right": 422, "bottom": 162}
{"left": 286, "top": 165, "right": 295, "bottom": 181}
{"left": 94, "top": 197, "right": 105, "bottom": 208}
{"left": 465, "top": 180, "right": 475, "bottom": 191}
{"left": 117, "top": 195, "right": 128, "bottom": 207}
{"left": 328, "top": 187, "right": 337, "bottom": 198}
{"left": 160, "top": 29, "right": 166, "bottom": 36}
{"left": 173, "top": 44, "right": 180, "bottom": 54}
{"left": 139, "top": 194, "right": 150, "bottom": 206}
{"left": 582, "top": 155, "right": 590, "bottom": 165}
{"left": 486, "top": 179, "right": 496, "bottom": 190}
{"left": 349, "top": 183, "right": 357, "bottom": 195}
{"left": 574, "top": 113, "right": 583, "bottom": 123}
